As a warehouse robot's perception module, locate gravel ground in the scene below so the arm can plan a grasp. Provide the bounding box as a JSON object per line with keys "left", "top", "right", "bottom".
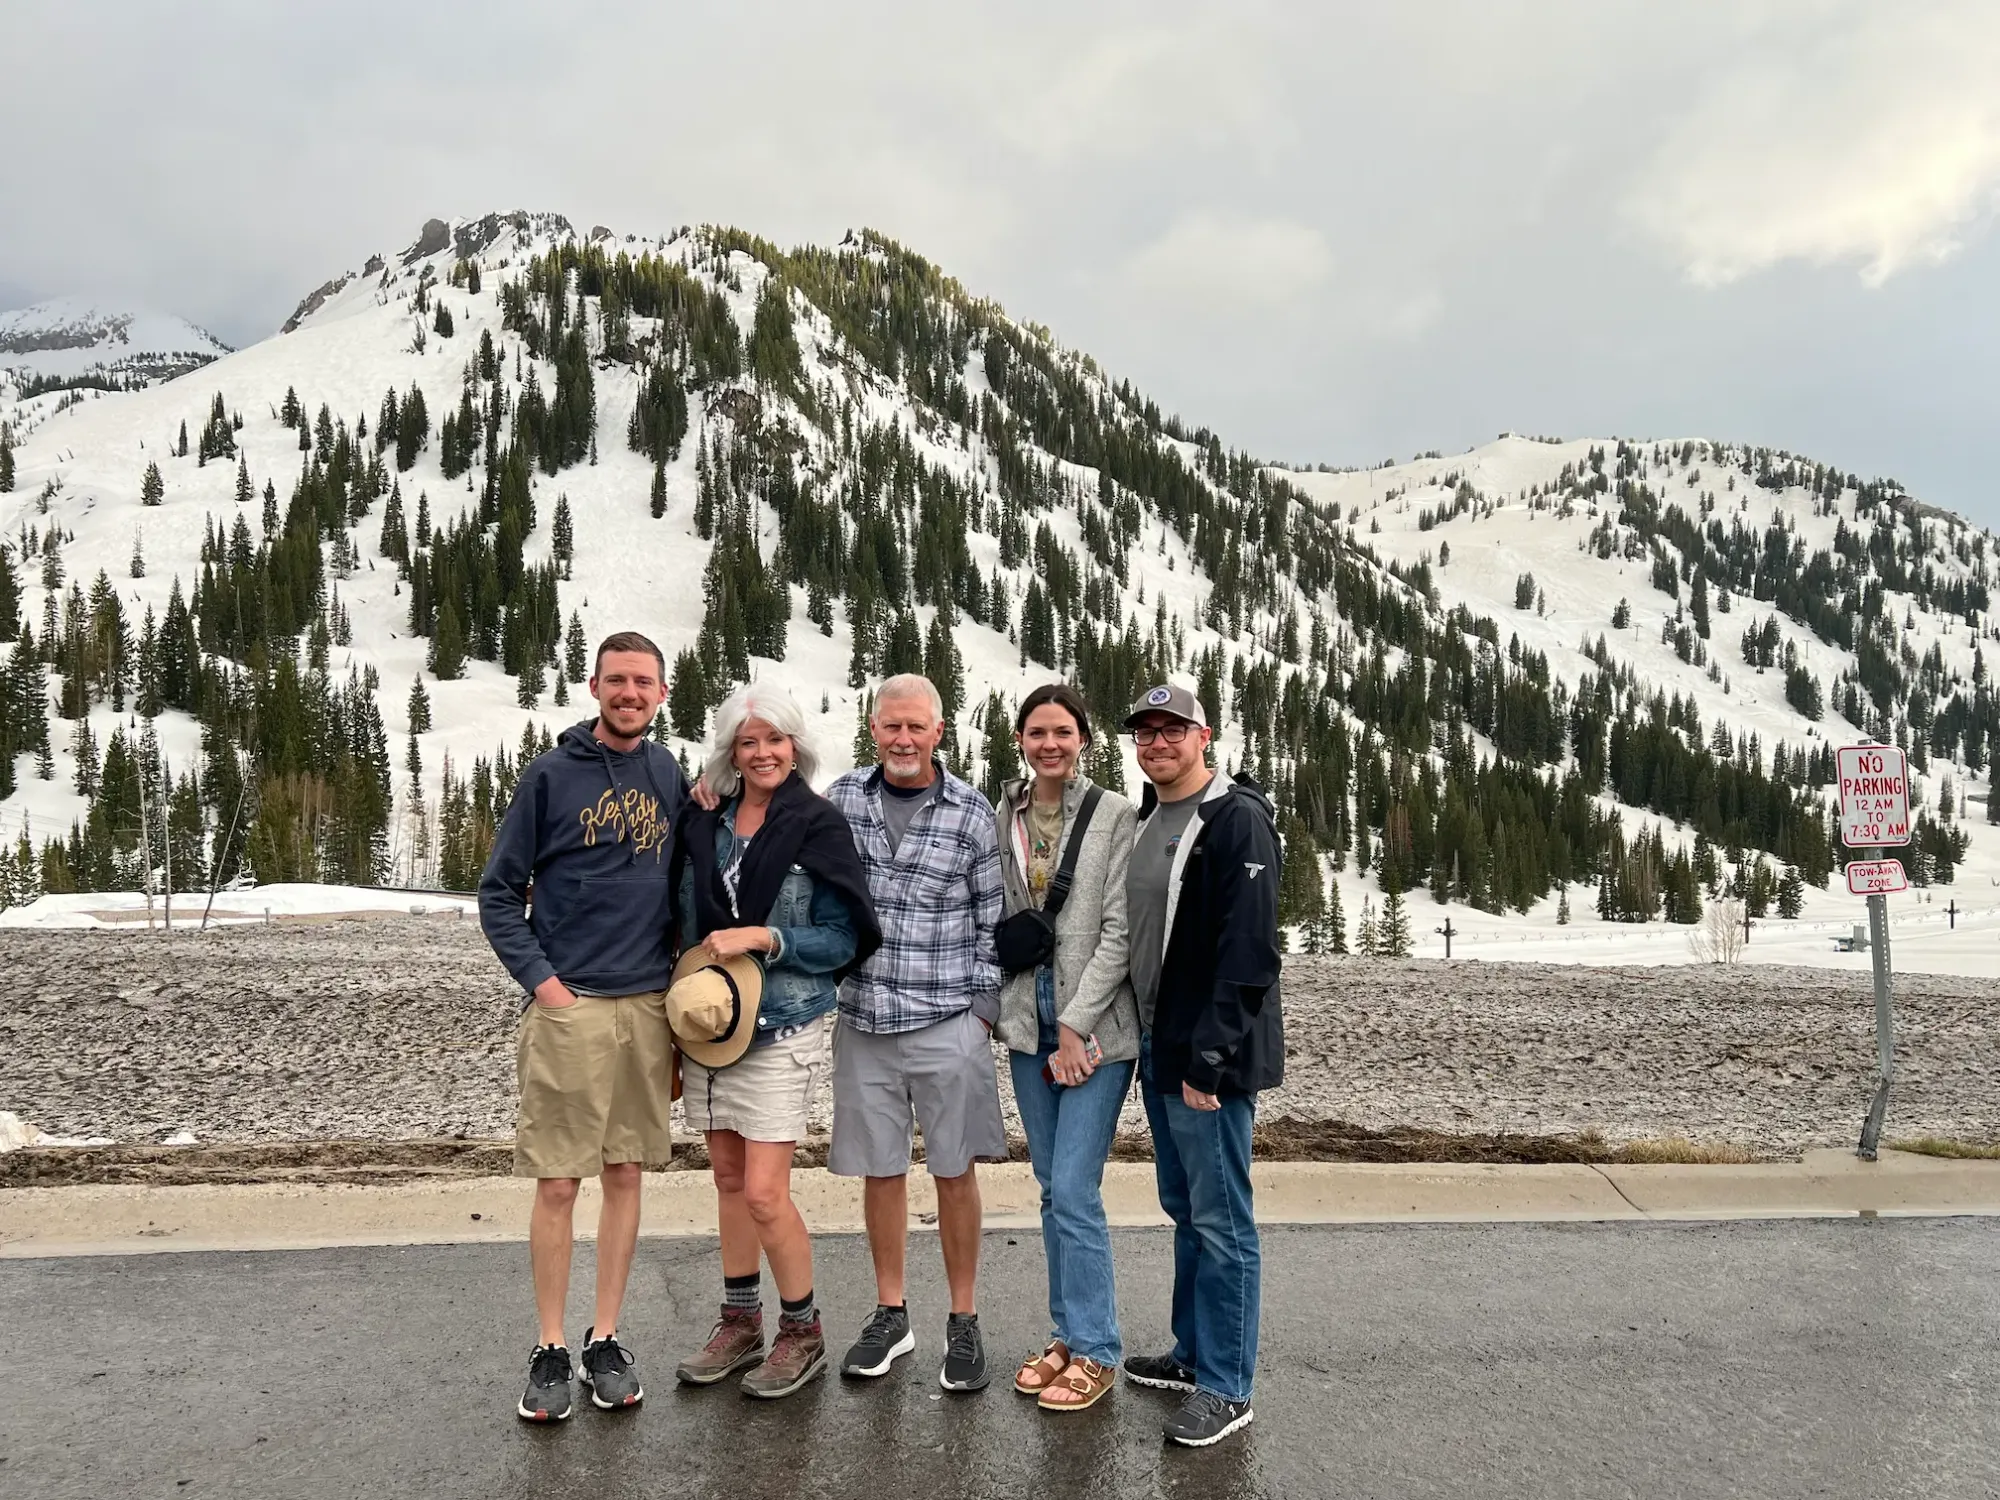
{"left": 0, "top": 915, "right": 1994, "bottom": 1156}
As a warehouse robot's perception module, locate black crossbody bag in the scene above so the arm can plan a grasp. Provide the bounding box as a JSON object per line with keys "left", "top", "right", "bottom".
{"left": 994, "top": 788, "right": 1102, "bottom": 974}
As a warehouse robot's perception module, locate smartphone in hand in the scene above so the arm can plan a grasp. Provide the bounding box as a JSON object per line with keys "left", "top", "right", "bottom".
{"left": 1042, "top": 1035, "right": 1104, "bottom": 1086}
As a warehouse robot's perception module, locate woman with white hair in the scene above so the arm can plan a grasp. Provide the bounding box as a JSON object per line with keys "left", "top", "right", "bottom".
{"left": 667, "top": 684, "right": 882, "bottom": 1400}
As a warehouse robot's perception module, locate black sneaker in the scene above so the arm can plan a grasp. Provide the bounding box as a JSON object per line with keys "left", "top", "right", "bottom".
{"left": 939, "top": 1312, "right": 989, "bottom": 1393}
{"left": 517, "top": 1344, "right": 574, "bottom": 1422}
{"left": 579, "top": 1326, "right": 643, "bottom": 1410}
{"left": 841, "top": 1304, "right": 915, "bottom": 1378}
{"left": 1165, "top": 1389, "right": 1255, "bottom": 1447}
{"left": 1123, "top": 1352, "right": 1197, "bottom": 1393}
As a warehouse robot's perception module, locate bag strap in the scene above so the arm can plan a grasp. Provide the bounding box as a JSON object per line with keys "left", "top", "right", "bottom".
{"left": 1042, "top": 788, "right": 1103, "bottom": 920}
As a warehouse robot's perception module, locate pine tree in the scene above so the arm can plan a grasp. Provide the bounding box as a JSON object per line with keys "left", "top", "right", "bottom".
{"left": 1325, "top": 879, "right": 1348, "bottom": 954}
{"left": 0, "top": 548, "right": 17, "bottom": 641}
{"left": 378, "top": 483, "right": 409, "bottom": 565}
{"left": 429, "top": 597, "right": 466, "bottom": 679}
{"left": 1777, "top": 866, "right": 1805, "bottom": 919}
{"left": 551, "top": 494, "right": 575, "bottom": 573}
{"left": 395, "top": 384, "right": 430, "bottom": 472}
{"left": 407, "top": 676, "right": 432, "bottom": 734}
{"left": 1557, "top": 886, "right": 1571, "bottom": 925}
{"left": 1355, "top": 897, "right": 1379, "bottom": 958}
{"left": 564, "top": 611, "right": 587, "bottom": 683}
{"left": 140, "top": 462, "right": 164, "bottom": 507}
{"left": 516, "top": 646, "right": 544, "bottom": 708}
{"left": 855, "top": 689, "right": 883, "bottom": 771}
{"left": 234, "top": 456, "right": 253, "bottom": 505}
{"left": 262, "top": 479, "right": 279, "bottom": 535}
{"left": 977, "top": 691, "right": 1014, "bottom": 803}
{"left": 129, "top": 529, "right": 145, "bottom": 580}
{"left": 669, "top": 649, "right": 708, "bottom": 740}
{"left": 0, "top": 430, "right": 14, "bottom": 493}
{"left": 922, "top": 611, "right": 965, "bottom": 726}
{"left": 176, "top": 420, "right": 188, "bottom": 459}
{"left": 650, "top": 459, "right": 667, "bottom": 519}
{"left": 1377, "top": 868, "right": 1412, "bottom": 957}
{"left": 552, "top": 672, "right": 569, "bottom": 706}
{"left": 71, "top": 718, "right": 100, "bottom": 796}
{"left": 1277, "top": 815, "right": 1324, "bottom": 931}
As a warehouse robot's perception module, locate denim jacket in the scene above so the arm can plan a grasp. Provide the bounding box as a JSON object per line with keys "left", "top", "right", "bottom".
{"left": 675, "top": 803, "right": 858, "bottom": 1043}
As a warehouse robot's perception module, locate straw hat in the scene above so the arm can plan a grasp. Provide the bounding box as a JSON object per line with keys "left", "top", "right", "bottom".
{"left": 666, "top": 948, "right": 764, "bottom": 1068}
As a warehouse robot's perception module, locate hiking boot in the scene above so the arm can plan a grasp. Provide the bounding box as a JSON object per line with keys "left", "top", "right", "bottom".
{"left": 675, "top": 1307, "right": 765, "bottom": 1386}
{"left": 939, "top": 1311, "right": 989, "bottom": 1393}
{"left": 840, "top": 1304, "right": 915, "bottom": 1378}
{"left": 1123, "top": 1351, "right": 1197, "bottom": 1393}
{"left": 741, "top": 1316, "right": 828, "bottom": 1400}
{"left": 1165, "top": 1389, "right": 1255, "bottom": 1447}
{"left": 579, "top": 1327, "right": 643, "bottom": 1410}
{"left": 517, "top": 1344, "right": 574, "bottom": 1422}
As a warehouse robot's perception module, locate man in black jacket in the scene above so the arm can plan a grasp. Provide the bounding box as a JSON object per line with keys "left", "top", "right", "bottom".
{"left": 1117, "top": 683, "right": 1283, "bottom": 1448}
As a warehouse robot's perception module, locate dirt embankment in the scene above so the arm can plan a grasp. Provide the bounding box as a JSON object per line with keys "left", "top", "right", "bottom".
{"left": 1, "top": 918, "right": 1994, "bottom": 1187}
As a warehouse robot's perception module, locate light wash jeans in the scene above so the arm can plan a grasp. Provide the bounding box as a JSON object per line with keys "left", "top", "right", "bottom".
{"left": 1006, "top": 967, "right": 1134, "bottom": 1365}
{"left": 1138, "top": 1031, "right": 1260, "bottom": 1402}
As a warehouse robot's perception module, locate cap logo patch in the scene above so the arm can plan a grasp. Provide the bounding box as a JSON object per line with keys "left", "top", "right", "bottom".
{"left": 1146, "top": 686, "right": 1172, "bottom": 705}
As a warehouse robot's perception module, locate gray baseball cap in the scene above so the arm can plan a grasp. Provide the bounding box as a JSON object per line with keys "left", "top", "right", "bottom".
{"left": 1123, "top": 683, "right": 1208, "bottom": 730}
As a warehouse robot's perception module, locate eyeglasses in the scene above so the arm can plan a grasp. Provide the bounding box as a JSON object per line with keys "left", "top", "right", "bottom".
{"left": 1131, "top": 723, "right": 1192, "bottom": 747}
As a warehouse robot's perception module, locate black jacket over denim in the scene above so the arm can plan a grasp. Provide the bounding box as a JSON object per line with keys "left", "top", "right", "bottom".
{"left": 1140, "top": 772, "right": 1285, "bottom": 1097}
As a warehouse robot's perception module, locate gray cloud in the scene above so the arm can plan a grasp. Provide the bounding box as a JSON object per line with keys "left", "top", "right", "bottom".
{"left": 4, "top": 0, "right": 1995, "bottom": 523}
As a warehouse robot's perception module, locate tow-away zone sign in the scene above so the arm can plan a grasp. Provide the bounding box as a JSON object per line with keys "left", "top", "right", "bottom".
{"left": 1836, "top": 746, "right": 1910, "bottom": 848}
{"left": 1846, "top": 859, "right": 1908, "bottom": 896}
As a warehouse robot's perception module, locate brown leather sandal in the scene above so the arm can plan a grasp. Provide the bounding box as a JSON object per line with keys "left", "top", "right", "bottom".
{"left": 1013, "top": 1341, "right": 1070, "bottom": 1395}
{"left": 1037, "top": 1356, "right": 1115, "bottom": 1412}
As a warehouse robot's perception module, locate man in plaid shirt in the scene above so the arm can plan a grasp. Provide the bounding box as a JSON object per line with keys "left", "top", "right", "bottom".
{"left": 822, "top": 673, "right": 1008, "bottom": 1395}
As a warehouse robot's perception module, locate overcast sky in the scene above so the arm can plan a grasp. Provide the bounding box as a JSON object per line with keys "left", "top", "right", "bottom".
{"left": 6, "top": 1, "right": 1997, "bottom": 524}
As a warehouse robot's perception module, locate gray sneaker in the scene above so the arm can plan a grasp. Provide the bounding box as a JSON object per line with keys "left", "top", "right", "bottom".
{"left": 1124, "top": 1351, "right": 1198, "bottom": 1393}
{"left": 741, "top": 1316, "right": 827, "bottom": 1400}
{"left": 675, "top": 1308, "right": 765, "bottom": 1386}
{"left": 579, "top": 1327, "right": 643, "bottom": 1410}
{"left": 517, "top": 1344, "right": 574, "bottom": 1422}
{"left": 841, "top": 1304, "right": 915, "bottom": 1378}
{"left": 1165, "top": 1389, "right": 1255, "bottom": 1447}
{"left": 939, "top": 1312, "right": 989, "bottom": 1393}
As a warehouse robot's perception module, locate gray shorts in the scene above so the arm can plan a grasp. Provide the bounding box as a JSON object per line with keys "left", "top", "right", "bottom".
{"left": 829, "top": 1010, "right": 1008, "bottom": 1180}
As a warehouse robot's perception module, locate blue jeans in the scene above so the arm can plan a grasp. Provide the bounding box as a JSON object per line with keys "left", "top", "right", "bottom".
{"left": 1009, "top": 971, "right": 1134, "bottom": 1366}
{"left": 1138, "top": 1032, "right": 1260, "bottom": 1402}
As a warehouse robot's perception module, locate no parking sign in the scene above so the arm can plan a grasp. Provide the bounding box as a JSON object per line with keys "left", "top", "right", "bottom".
{"left": 1836, "top": 745, "right": 1910, "bottom": 848}
{"left": 1835, "top": 743, "right": 1907, "bottom": 1161}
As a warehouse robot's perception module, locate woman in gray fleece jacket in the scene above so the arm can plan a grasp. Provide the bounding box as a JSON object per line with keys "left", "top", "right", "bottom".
{"left": 991, "top": 684, "right": 1138, "bottom": 1414}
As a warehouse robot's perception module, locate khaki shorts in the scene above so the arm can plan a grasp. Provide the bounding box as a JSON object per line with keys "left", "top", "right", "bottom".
{"left": 681, "top": 1012, "right": 832, "bottom": 1143}
{"left": 514, "top": 990, "right": 674, "bottom": 1179}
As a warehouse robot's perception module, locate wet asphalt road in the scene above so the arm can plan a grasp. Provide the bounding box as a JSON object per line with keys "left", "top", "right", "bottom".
{"left": 2, "top": 1220, "right": 1997, "bottom": 1499}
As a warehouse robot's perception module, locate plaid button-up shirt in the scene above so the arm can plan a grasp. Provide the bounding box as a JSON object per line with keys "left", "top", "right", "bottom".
{"left": 825, "top": 762, "right": 1003, "bottom": 1034}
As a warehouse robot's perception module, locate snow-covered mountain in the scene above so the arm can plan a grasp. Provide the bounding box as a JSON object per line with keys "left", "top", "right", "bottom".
{"left": 0, "top": 298, "right": 230, "bottom": 390}
{"left": 0, "top": 210, "right": 1994, "bottom": 959}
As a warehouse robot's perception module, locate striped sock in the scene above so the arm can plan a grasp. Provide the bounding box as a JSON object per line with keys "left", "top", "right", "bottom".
{"left": 724, "top": 1272, "right": 761, "bottom": 1315}
{"left": 780, "top": 1289, "right": 816, "bottom": 1327}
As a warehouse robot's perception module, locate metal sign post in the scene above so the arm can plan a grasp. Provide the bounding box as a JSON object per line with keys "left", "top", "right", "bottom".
{"left": 1856, "top": 851, "right": 1896, "bottom": 1161}
{"left": 1836, "top": 746, "right": 1910, "bottom": 1161}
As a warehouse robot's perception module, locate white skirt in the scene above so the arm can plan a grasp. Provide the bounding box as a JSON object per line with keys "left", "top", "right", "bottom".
{"left": 680, "top": 1012, "right": 831, "bottom": 1143}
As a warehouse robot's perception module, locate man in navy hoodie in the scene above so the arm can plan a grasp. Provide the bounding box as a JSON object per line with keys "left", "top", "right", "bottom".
{"left": 479, "top": 631, "right": 688, "bottom": 1422}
